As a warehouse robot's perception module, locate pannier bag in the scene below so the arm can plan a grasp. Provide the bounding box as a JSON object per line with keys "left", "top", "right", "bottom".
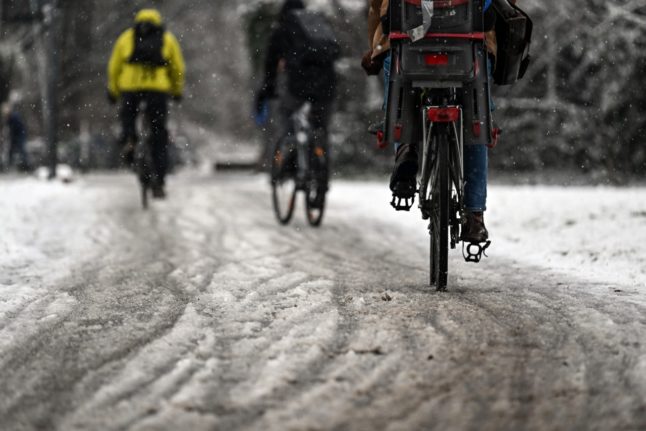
{"left": 492, "top": 0, "right": 533, "bottom": 85}
{"left": 284, "top": 10, "right": 341, "bottom": 67}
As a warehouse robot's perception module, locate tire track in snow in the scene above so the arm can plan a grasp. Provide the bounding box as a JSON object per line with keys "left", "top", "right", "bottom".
{"left": 1, "top": 174, "right": 646, "bottom": 431}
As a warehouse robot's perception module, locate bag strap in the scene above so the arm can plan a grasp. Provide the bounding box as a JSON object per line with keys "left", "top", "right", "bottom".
{"left": 512, "top": 2, "right": 532, "bottom": 79}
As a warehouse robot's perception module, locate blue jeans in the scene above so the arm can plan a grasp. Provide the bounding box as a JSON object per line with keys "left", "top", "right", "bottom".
{"left": 463, "top": 145, "right": 487, "bottom": 212}
{"left": 382, "top": 53, "right": 488, "bottom": 212}
{"left": 383, "top": 54, "right": 391, "bottom": 110}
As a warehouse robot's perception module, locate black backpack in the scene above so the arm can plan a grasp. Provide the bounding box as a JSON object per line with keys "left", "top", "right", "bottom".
{"left": 492, "top": 0, "right": 533, "bottom": 86}
{"left": 284, "top": 10, "right": 340, "bottom": 68}
{"left": 128, "top": 23, "right": 167, "bottom": 67}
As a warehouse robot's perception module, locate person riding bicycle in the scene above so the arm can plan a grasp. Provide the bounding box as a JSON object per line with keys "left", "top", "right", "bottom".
{"left": 3, "top": 104, "right": 31, "bottom": 172}
{"left": 363, "top": 0, "right": 517, "bottom": 245}
{"left": 107, "top": 9, "right": 185, "bottom": 198}
{"left": 255, "top": 0, "right": 339, "bottom": 197}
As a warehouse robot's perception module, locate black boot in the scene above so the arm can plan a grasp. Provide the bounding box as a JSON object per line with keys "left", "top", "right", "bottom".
{"left": 389, "top": 143, "right": 418, "bottom": 198}
{"left": 151, "top": 178, "right": 166, "bottom": 199}
{"left": 152, "top": 185, "right": 166, "bottom": 199}
{"left": 461, "top": 211, "right": 489, "bottom": 243}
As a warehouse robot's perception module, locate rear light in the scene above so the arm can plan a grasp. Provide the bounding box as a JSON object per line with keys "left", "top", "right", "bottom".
{"left": 394, "top": 124, "right": 403, "bottom": 141}
{"left": 425, "top": 53, "right": 449, "bottom": 66}
{"left": 428, "top": 107, "right": 460, "bottom": 123}
{"left": 472, "top": 121, "right": 482, "bottom": 137}
{"left": 376, "top": 130, "right": 387, "bottom": 149}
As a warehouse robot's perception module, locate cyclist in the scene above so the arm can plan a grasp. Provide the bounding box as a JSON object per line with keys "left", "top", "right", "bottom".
{"left": 255, "top": 0, "right": 338, "bottom": 200}
{"left": 3, "top": 104, "right": 31, "bottom": 171}
{"left": 107, "top": 9, "right": 185, "bottom": 198}
{"left": 363, "top": 0, "right": 515, "bottom": 244}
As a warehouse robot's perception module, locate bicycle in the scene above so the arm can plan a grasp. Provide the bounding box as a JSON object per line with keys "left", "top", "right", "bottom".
{"left": 122, "top": 99, "right": 159, "bottom": 210}
{"left": 271, "top": 102, "right": 329, "bottom": 227}
{"left": 134, "top": 108, "right": 154, "bottom": 209}
{"left": 384, "top": 0, "right": 496, "bottom": 290}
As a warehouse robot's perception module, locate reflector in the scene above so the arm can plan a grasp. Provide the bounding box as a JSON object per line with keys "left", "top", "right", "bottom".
{"left": 425, "top": 53, "right": 449, "bottom": 66}
{"left": 428, "top": 107, "right": 460, "bottom": 122}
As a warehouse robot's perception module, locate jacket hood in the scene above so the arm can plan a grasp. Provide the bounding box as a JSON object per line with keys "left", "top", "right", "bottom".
{"left": 134, "top": 9, "right": 163, "bottom": 26}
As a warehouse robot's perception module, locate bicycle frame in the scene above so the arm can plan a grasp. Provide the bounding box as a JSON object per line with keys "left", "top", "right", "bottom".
{"left": 132, "top": 100, "right": 155, "bottom": 209}
{"left": 419, "top": 105, "right": 464, "bottom": 212}
{"left": 384, "top": 1, "right": 493, "bottom": 288}
{"left": 292, "top": 103, "right": 313, "bottom": 186}
{"left": 419, "top": 104, "right": 465, "bottom": 248}
{"left": 271, "top": 101, "right": 328, "bottom": 227}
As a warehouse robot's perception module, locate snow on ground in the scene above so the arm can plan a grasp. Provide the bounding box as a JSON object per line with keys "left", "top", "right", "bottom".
{"left": 0, "top": 177, "right": 103, "bottom": 312}
{"left": 489, "top": 186, "right": 646, "bottom": 288}
{"left": 1, "top": 172, "right": 645, "bottom": 430}
{"left": 327, "top": 181, "right": 646, "bottom": 290}
{"left": 1, "top": 174, "right": 644, "bottom": 320}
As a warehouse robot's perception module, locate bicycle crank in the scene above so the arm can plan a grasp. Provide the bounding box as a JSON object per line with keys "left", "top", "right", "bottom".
{"left": 462, "top": 241, "right": 491, "bottom": 263}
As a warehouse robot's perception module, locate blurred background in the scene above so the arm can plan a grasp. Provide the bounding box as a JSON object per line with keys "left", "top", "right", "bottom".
{"left": 0, "top": 0, "right": 644, "bottom": 182}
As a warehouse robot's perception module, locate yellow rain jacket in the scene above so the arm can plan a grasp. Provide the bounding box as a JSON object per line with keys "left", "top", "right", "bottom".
{"left": 108, "top": 9, "right": 185, "bottom": 99}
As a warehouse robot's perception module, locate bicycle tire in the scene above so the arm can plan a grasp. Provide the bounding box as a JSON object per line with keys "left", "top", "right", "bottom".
{"left": 136, "top": 141, "right": 154, "bottom": 210}
{"left": 430, "top": 130, "right": 450, "bottom": 290}
{"left": 271, "top": 142, "right": 297, "bottom": 225}
{"left": 141, "top": 183, "right": 149, "bottom": 209}
{"left": 305, "top": 182, "right": 326, "bottom": 227}
{"left": 304, "top": 150, "right": 327, "bottom": 227}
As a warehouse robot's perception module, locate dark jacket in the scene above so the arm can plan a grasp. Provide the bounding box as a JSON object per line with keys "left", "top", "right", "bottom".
{"left": 262, "top": 1, "right": 336, "bottom": 101}
{"left": 8, "top": 111, "right": 27, "bottom": 144}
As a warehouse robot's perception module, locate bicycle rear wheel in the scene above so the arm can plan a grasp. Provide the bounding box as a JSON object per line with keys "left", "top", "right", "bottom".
{"left": 305, "top": 147, "right": 327, "bottom": 227}
{"left": 271, "top": 141, "right": 297, "bottom": 225}
{"left": 135, "top": 142, "right": 153, "bottom": 210}
{"left": 429, "top": 131, "right": 450, "bottom": 290}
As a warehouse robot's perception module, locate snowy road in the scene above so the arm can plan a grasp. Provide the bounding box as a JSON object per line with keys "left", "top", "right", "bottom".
{"left": 1, "top": 173, "right": 646, "bottom": 431}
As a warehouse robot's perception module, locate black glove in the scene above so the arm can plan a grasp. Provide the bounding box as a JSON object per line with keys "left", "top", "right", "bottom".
{"left": 361, "top": 50, "right": 385, "bottom": 76}
{"left": 172, "top": 94, "right": 183, "bottom": 103}
{"left": 107, "top": 91, "right": 118, "bottom": 105}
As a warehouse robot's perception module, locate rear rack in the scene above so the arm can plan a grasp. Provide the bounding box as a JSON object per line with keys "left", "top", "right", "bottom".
{"left": 390, "top": 32, "right": 486, "bottom": 41}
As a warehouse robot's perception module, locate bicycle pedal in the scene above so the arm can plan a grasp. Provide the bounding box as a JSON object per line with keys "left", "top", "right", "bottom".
{"left": 391, "top": 194, "right": 415, "bottom": 212}
{"left": 462, "top": 240, "right": 491, "bottom": 263}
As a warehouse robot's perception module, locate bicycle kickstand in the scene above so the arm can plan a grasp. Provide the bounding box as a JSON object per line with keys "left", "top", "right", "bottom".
{"left": 462, "top": 241, "right": 491, "bottom": 263}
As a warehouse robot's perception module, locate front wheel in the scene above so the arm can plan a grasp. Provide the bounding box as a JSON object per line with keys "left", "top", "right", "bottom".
{"left": 305, "top": 182, "right": 326, "bottom": 227}
{"left": 271, "top": 140, "right": 297, "bottom": 225}
{"left": 135, "top": 140, "right": 153, "bottom": 210}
